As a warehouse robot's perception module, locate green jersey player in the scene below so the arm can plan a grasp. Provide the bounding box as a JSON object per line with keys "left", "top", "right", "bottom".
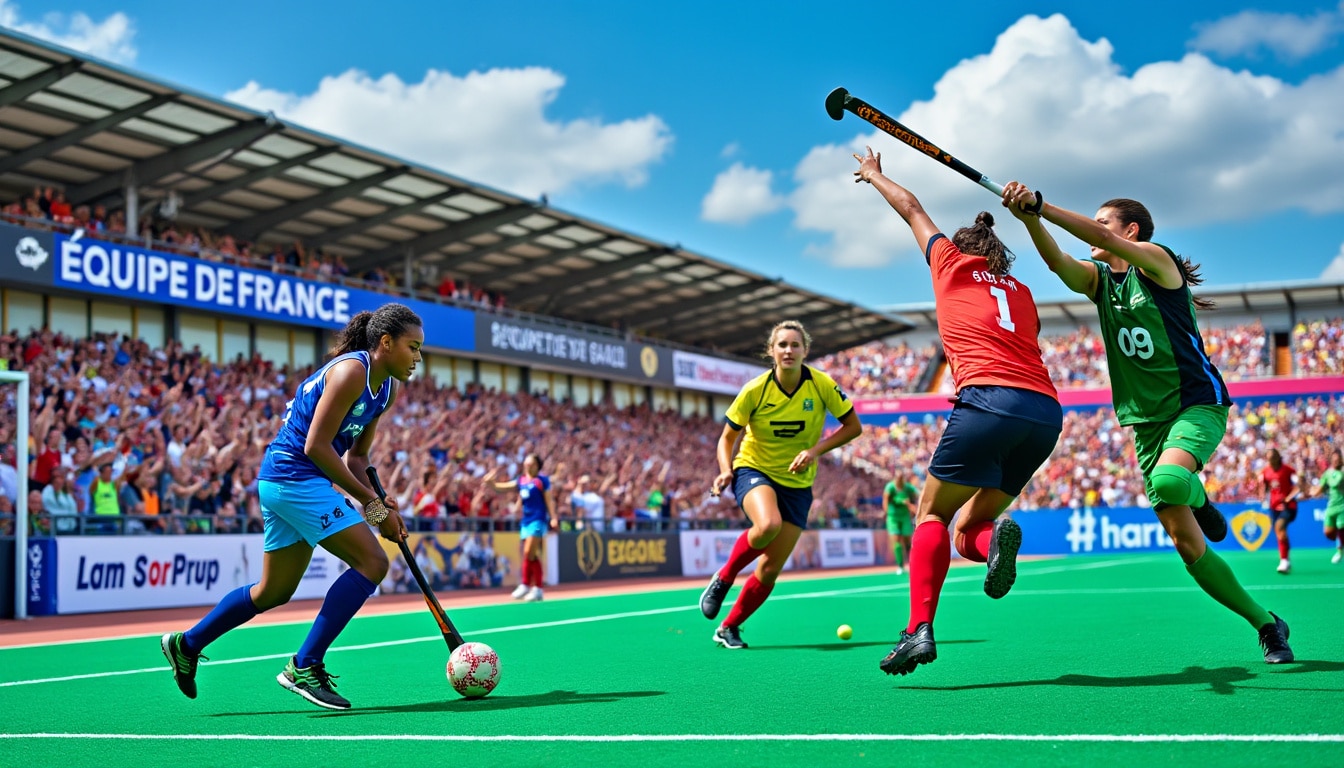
{"left": 1317, "top": 449, "right": 1344, "bottom": 564}
{"left": 883, "top": 472, "right": 919, "bottom": 574}
{"left": 1001, "top": 183, "right": 1293, "bottom": 664}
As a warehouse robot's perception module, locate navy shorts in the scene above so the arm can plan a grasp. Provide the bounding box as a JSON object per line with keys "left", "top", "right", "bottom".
{"left": 1270, "top": 503, "right": 1298, "bottom": 526}
{"left": 733, "top": 467, "right": 814, "bottom": 529}
{"left": 929, "top": 387, "right": 1062, "bottom": 497}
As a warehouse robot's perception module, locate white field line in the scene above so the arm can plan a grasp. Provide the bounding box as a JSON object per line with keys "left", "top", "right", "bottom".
{"left": 0, "top": 732, "right": 1340, "bottom": 743}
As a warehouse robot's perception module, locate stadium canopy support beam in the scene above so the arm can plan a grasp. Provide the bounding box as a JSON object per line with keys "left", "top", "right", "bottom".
{"left": 307, "top": 189, "right": 462, "bottom": 247}
{"left": 0, "top": 60, "right": 81, "bottom": 108}
{"left": 69, "top": 117, "right": 281, "bottom": 205}
{"left": 508, "top": 247, "right": 674, "bottom": 305}
{"left": 432, "top": 220, "right": 572, "bottom": 274}
{"left": 673, "top": 292, "right": 815, "bottom": 340}
{"left": 181, "top": 146, "right": 338, "bottom": 210}
{"left": 0, "top": 94, "right": 174, "bottom": 175}
{"left": 227, "top": 166, "right": 408, "bottom": 242}
{"left": 346, "top": 203, "right": 539, "bottom": 274}
{"left": 472, "top": 236, "right": 621, "bottom": 287}
{"left": 618, "top": 278, "right": 780, "bottom": 329}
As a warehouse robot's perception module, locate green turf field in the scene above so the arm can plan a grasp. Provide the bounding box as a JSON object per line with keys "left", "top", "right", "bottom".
{"left": 1, "top": 551, "right": 1340, "bottom": 767}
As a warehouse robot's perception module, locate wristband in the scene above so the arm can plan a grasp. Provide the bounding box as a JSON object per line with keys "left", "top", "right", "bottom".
{"left": 363, "top": 497, "right": 389, "bottom": 525}
{"left": 1024, "top": 190, "right": 1044, "bottom": 215}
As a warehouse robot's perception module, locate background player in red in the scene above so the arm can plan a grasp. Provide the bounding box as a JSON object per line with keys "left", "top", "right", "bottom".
{"left": 852, "top": 147, "right": 1063, "bottom": 676}
{"left": 1260, "top": 448, "right": 1299, "bottom": 574}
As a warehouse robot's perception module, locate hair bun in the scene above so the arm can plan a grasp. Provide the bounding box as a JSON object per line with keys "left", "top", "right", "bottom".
{"left": 975, "top": 211, "right": 995, "bottom": 228}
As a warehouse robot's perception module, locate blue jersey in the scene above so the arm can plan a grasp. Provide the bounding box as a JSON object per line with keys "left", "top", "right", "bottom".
{"left": 518, "top": 474, "right": 551, "bottom": 525}
{"left": 259, "top": 351, "right": 392, "bottom": 483}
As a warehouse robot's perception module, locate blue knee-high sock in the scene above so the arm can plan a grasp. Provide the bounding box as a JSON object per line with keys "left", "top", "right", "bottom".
{"left": 295, "top": 569, "right": 377, "bottom": 668}
{"left": 183, "top": 584, "right": 260, "bottom": 655}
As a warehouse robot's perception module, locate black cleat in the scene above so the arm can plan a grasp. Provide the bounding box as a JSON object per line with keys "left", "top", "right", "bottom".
{"left": 1257, "top": 612, "right": 1294, "bottom": 664}
{"left": 984, "top": 517, "right": 1023, "bottom": 599}
{"left": 1192, "top": 499, "right": 1228, "bottom": 542}
{"left": 277, "top": 657, "right": 351, "bottom": 710}
{"left": 713, "top": 625, "right": 748, "bottom": 649}
{"left": 700, "top": 573, "right": 731, "bottom": 620}
{"left": 879, "top": 623, "right": 936, "bottom": 676}
{"left": 161, "top": 632, "right": 206, "bottom": 699}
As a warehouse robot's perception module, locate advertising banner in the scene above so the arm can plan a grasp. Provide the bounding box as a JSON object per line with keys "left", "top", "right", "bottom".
{"left": 1017, "top": 499, "right": 1331, "bottom": 556}
{"left": 49, "top": 534, "right": 341, "bottom": 614}
{"left": 672, "top": 351, "right": 762, "bottom": 396}
{"left": 557, "top": 529, "right": 681, "bottom": 582}
{"left": 817, "top": 529, "right": 876, "bottom": 569}
{"left": 377, "top": 531, "right": 520, "bottom": 592}
{"left": 0, "top": 222, "right": 56, "bottom": 288}
{"left": 23, "top": 538, "right": 58, "bottom": 616}
{"left": 678, "top": 529, "right": 824, "bottom": 577}
{"left": 49, "top": 231, "right": 475, "bottom": 350}
{"left": 476, "top": 314, "right": 673, "bottom": 385}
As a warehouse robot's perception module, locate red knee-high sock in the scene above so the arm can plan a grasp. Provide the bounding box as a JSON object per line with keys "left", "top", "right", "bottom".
{"left": 526, "top": 558, "right": 543, "bottom": 587}
{"left": 1277, "top": 533, "right": 1290, "bottom": 559}
{"left": 719, "top": 530, "right": 766, "bottom": 582}
{"left": 954, "top": 520, "right": 994, "bottom": 563}
{"left": 722, "top": 574, "right": 774, "bottom": 629}
{"left": 907, "top": 521, "right": 951, "bottom": 633}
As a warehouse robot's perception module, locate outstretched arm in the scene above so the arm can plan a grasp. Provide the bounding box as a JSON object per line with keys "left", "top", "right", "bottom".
{"left": 1002, "top": 182, "right": 1098, "bottom": 298}
{"left": 853, "top": 147, "right": 939, "bottom": 252}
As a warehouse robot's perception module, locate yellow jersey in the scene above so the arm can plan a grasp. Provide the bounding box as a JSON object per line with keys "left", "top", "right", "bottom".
{"left": 724, "top": 365, "right": 854, "bottom": 488}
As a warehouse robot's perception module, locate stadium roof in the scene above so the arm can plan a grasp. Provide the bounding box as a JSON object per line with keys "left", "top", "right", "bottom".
{"left": 0, "top": 30, "right": 910, "bottom": 360}
{"left": 888, "top": 278, "right": 1344, "bottom": 331}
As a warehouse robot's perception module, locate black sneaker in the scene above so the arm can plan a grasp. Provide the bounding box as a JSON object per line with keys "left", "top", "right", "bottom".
{"left": 1257, "top": 612, "right": 1294, "bottom": 664}
{"left": 879, "top": 623, "right": 936, "bottom": 676}
{"left": 984, "top": 517, "right": 1023, "bottom": 599}
{"left": 1192, "top": 499, "right": 1228, "bottom": 542}
{"left": 713, "top": 625, "right": 748, "bottom": 649}
{"left": 161, "top": 631, "right": 206, "bottom": 699}
{"left": 700, "top": 573, "right": 731, "bottom": 620}
{"left": 277, "top": 657, "right": 351, "bottom": 710}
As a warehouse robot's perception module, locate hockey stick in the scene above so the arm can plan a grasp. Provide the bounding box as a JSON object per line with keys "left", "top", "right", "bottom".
{"left": 366, "top": 466, "right": 465, "bottom": 650}
{"left": 825, "top": 86, "right": 1005, "bottom": 196}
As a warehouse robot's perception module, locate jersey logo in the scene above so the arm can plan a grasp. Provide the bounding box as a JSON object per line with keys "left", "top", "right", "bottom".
{"left": 760, "top": 401, "right": 778, "bottom": 411}
{"left": 834, "top": 386, "right": 849, "bottom": 402}
{"left": 770, "top": 420, "right": 805, "bottom": 438}
{"left": 340, "top": 423, "right": 365, "bottom": 438}
{"left": 802, "top": 398, "right": 814, "bottom": 412}
{"left": 352, "top": 402, "right": 366, "bottom": 417}
{"left": 750, "top": 477, "right": 762, "bottom": 485}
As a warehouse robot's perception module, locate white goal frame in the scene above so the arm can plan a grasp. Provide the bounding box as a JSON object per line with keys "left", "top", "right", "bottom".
{"left": 2, "top": 370, "right": 30, "bottom": 619}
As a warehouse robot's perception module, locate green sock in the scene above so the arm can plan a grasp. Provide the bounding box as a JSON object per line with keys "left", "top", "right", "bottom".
{"left": 1186, "top": 548, "right": 1273, "bottom": 629}
{"left": 892, "top": 542, "right": 904, "bottom": 567}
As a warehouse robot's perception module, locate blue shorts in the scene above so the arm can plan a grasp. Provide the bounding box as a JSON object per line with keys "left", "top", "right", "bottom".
{"left": 733, "top": 467, "right": 814, "bottom": 529}
{"left": 929, "top": 387, "right": 1062, "bottom": 497}
{"left": 259, "top": 478, "right": 365, "bottom": 552}
{"left": 520, "top": 519, "right": 548, "bottom": 539}
{"left": 1270, "top": 503, "right": 1298, "bottom": 526}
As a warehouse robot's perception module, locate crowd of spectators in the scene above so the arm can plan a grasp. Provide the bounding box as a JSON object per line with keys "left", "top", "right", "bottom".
{"left": 1, "top": 187, "right": 507, "bottom": 310}
{"left": 1293, "top": 318, "right": 1344, "bottom": 375}
{"left": 0, "top": 328, "right": 875, "bottom": 536}
{"left": 814, "top": 341, "right": 938, "bottom": 396}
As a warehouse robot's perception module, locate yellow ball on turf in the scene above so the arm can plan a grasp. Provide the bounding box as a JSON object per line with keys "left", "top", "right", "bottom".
{"left": 837, "top": 624, "right": 853, "bottom": 641}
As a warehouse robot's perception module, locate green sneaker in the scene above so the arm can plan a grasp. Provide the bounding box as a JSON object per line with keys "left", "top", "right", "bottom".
{"left": 160, "top": 632, "right": 206, "bottom": 699}
{"left": 277, "top": 657, "right": 351, "bottom": 710}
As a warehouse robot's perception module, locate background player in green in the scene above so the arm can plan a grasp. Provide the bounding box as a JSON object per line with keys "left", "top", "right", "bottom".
{"left": 1316, "top": 448, "right": 1344, "bottom": 565}
{"left": 1002, "top": 182, "right": 1294, "bottom": 664}
{"left": 882, "top": 471, "right": 918, "bottom": 575}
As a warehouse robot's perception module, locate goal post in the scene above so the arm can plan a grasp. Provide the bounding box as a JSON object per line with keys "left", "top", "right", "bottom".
{"left": 2, "top": 370, "right": 30, "bottom": 619}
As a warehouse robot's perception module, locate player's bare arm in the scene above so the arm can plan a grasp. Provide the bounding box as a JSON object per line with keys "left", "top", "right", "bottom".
{"left": 1003, "top": 182, "right": 1098, "bottom": 297}
{"left": 788, "top": 409, "right": 862, "bottom": 474}
{"left": 1030, "top": 191, "right": 1182, "bottom": 288}
{"left": 853, "top": 146, "right": 939, "bottom": 251}
{"left": 711, "top": 421, "right": 744, "bottom": 495}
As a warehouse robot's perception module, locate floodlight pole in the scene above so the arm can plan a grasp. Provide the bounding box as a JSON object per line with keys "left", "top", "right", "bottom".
{"left": 3, "top": 371, "right": 30, "bottom": 619}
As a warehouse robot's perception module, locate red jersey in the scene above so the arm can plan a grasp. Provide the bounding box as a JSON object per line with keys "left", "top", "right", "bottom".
{"left": 1262, "top": 464, "right": 1297, "bottom": 509}
{"left": 928, "top": 235, "right": 1056, "bottom": 400}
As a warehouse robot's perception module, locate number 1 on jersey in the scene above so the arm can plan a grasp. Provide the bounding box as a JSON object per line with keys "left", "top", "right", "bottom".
{"left": 989, "top": 286, "right": 1016, "bottom": 332}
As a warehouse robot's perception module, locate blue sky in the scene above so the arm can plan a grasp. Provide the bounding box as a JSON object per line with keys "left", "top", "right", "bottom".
{"left": 8, "top": 0, "right": 1344, "bottom": 310}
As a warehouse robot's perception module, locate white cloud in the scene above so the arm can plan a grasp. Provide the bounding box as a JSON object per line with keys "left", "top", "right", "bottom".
{"left": 0, "top": 1, "right": 136, "bottom": 63}
{"left": 1321, "top": 242, "right": 1344, "bottom": 281}
{"left": 780, "top": 13, "right": 1344, "bottom": 270}
{"left": 226, "top": 67, "right": 672, "bottom": 199}
{"left": 701, "top": 163, "right": 786, "bottom": 224}
{"left": 1191, "top": 2, "right": 1344, "bottom": 61}
{"left": 720, "top": 142, "right": 740, "bottom": 159}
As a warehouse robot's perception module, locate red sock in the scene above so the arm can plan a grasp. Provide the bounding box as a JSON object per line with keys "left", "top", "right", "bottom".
{"left": 526, "top": 558, "right": 542, "bottom": 587}
{"left": 1277, "top": 535, "right": 1290, "bottom": 560}
{"left": 719, "top": 531, "right": 766, "bottom": 582}
{"left": 722, "top": 574, "right": 774, "bottom": 629}
{"left": 907, "top": 521, "right": 951, "bottom": 633}
{"left": 954, "top": 520, "right": 994, "bottom": 563}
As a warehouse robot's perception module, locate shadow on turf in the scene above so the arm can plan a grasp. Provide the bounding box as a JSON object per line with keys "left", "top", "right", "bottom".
{"left": 213, "top": 690, "right": 667, "bottom": 717}
{"left": 754, "top": 640, "right": 985, "bottom": 652}
{"left": 902, "top": 660, "right": 1344, "bottom": 696}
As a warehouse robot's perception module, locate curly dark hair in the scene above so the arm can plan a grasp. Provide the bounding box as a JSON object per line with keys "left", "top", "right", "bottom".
{"left": 952, "top": 211, "right": 1014, "bottom": 276}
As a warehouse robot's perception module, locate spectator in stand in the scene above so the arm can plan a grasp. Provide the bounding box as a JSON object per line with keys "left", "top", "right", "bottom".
{"left": 42, "top": 468, "right": 79, "bottom": 533}
{"left": 0, "top": 443, "right": 19, "bottom": 504}
{"left": 1294, "top": 317, "right": 1344, "bottom": 375}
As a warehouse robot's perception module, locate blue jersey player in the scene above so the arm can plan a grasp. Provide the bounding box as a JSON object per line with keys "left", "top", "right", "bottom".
{"left": 485, "top": 453, "right": 555, "bottom": 602}
{"left": 161, "top": 303, "right": 423, "bottom": 710}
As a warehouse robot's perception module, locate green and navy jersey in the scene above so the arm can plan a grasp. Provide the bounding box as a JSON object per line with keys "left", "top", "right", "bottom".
{"left": 1089, "top": 247, "right": 1229, "bottom": 426}
{"left": 884, "top": 480, "right": 917, "bottom": 522}
{"left": 1322, "top": 468, "right": 1344, "bottom": 514}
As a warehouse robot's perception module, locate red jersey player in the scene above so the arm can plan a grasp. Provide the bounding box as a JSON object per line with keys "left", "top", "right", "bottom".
{"left": 1261, "top": 448, "right": 1299, "bottom": 574}
{"left": 852, "top": 146, "right": 1063, "bottom": 677}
